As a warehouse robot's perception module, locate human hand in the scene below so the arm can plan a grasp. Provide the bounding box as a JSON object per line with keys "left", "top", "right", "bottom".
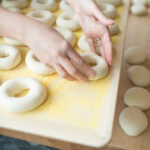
{"left": 67, "top": 0, "right": 114, "bottom": 66}
{"left": 25, "top": 22, "right": 95, "bottom": 81}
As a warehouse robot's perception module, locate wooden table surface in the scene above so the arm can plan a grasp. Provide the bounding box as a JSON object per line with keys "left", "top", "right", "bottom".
{"left": 0, "top": 3, "right": 150, "bottom": 150}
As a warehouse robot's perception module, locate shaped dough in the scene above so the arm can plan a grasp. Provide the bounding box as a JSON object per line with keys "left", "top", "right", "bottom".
{"left": 119, "top": 107, "right": 148, "bottom": 136}
{"left": 59, "top": 0, "right": 73, "bottom": 12}
{"left": 131, "top": 4, "right": 147, "bottom": 16}
{"left": 0, "top": 78, "right": 47, "bottom": 112}
{"left": 108, "top": 22, "right": 119, "bottom": 36}
{"left": 125, "top": 47, "right": 146, "bottom": 65}
{"left": 127, "top": 66, "right": 150, "bottom": 87}
{"left": 96, "top": 0, "right": 123, "bottom": 6}
{"left": 124, "top": 87, "right": 150, "bottom": 111}
{"left": 133, "top": 0, "right": 148, "bottom": 5}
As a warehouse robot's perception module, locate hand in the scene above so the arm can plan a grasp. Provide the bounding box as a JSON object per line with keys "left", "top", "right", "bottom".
{"left": 67, "top": 0, "right": 114, "bottom": 66}
{"left": 25, "top": 22, "right": 95, "bottom": 81}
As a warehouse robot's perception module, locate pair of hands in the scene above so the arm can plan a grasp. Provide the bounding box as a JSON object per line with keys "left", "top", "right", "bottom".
{"left": 27, "top": 0, "right": 114, "bottom": 82}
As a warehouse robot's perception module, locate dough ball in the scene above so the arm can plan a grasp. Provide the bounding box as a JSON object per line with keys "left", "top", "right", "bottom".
{"left": 124, "top": 87, "right": 150, "bottom": 111}
{"left": 127, "top": 66, "right": 150, "bottom": 87}
{"left": 131, "top": 4, "right": 147, "bottom": 16}
{"left": 119, "top": 107, "right": 148, "bottom": 136}
{"left": 125, "top": 47, "right": 146, "bottom": 65}
{"left": 133, "top": 0, "right": 148, "bottom": 5}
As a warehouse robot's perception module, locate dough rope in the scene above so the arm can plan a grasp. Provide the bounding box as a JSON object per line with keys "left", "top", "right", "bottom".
{"left": 124, "top": 87, "right": 150, "bottom": 111}
{"left": 80, "top": 52, "right": 109, "bottom": 80}
{"left": 27, "top": 10, "right": 56, "bottom": 25}
{"left": 0, "top": 44, "right": 21, "bottom": 70}
{"left": 0, "top": 78, "right": 47, "bottom": 112}
{"left": 78, "top": 35, "right": 90, "bottom": 52}
{"left": 56, "top": 12, "right": 80, "bottom": 31}
{"left": 131, "top": 4, "right": 147, "bottom": 16}
{"left": 2, "top": 0, "right": 29, "bottom": 9}
{"left": 119, "top": 107, "right": 148, "bottom": 136}
{"left": 31, "top": 0, "right": 57, "bottom": 11}
{"left": 108, "top": 22, "right": 119, "bottom": 36}
{"left": 125, "top": 47, "right": 146, "bottom": 65}
{"left": 4, "top": 38, "right": 25, "bottom": 46}
{"left": 55, "top": 27, "right": 76, "bottom": 46}
{"left": 25, "top": 51, "right": 55, "bottom": 75}
{"left": 59, "top": 0, "right": 73, "bottom": 12}
{"left": 96, "top": 0, "right": 123, "bottom": 6}
{"left": 127, "top": 65, "right": 150, "bottom": 87}
{"left": 96, "top": 2, "right": 117, "bottom": 19}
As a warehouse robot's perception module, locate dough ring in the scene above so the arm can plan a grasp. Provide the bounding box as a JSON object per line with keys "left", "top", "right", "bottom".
{"left": 55, "top": 27, "right": 76, "bottom": 46}
{"left": 80, "top": 52, "right": 109, "bottom": 80}
{"left": 133, "top": 0, "right": 148, "bottom": 5}
{"left": 124, "top": 87, "right": 150, "bottom": 111}
{"left": 119, "top": 107, "right": 148, "bottom": 136}
{"left": 97, "top": 2, "right": 117, "bottom": 19}
{"left": 127, "top": 65, "right": 150, "bottom": 87}
{"left": 27, "top": 10, "right": 55, "bottom": 25}
{"left": 56, "top": 12, "right": 80, "bottom": 31}
{"left": 108, "top": 22, "right": 119, "bottom": 36}
{"left": 96, "top": 0, "right": 123, "bottom": 6}
{"left": 25, "top": 51, "right": 55, "bottom": 75}
{"left": 7, "top": 7, "right": 21, "bottom": 13}
{"left": 0, "top": 44, "right": 21, "bottom": 70}
{"left": 59, "top": 0, "right": 73, "bottom": 12}
{"left": 131, "top": 4, "right": 147, "bottom": 16}
{"left": 125, "top": 47, "right": 146, "bottom": 65}
{"left": 31, "top": 0, "right": 57, "bottom": 11}
{"left": 2, "top": 0, "right": 29, "bottom": 8}
{"left": 0, "top": 78, "right": 47, "bottom": 112}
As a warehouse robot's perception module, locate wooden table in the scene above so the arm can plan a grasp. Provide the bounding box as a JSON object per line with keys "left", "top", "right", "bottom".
{"left": 0, "top": 3, "right": 150, "bottom": 150}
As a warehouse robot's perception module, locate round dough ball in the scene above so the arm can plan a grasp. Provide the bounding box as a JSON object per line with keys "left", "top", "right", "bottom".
{"left": 2, "top": 0, "right": 29, "bottom": 9}
{"left": 96, "top": 0, "right": 123, "bottom": 6}
{"left": 127, "top": 66, "right": 150, "bottom": 87}
{"left": 80, "top": 52, "right": 109, "bottom": 80}
{"left": 125, "top": 47, "right": 146, "bottom": 65}
{"left": 31, "top": 0, "right": 57, "bottom": 11}
{"left": 27, "top": 10, "right": 55, "bottom": 25}
{"left": 108, "top": 22, "right": 119, "bottom": 36}
{"left": 133, "top": 0, "right": 148, "bottom": 5}
{"left": 119, "top": 107, "right": 148, "bottom": 136}
{"left": 55, "top": 27, "right": 76, "bottom": 46}
{"left": 124, "top": 87, "right": 150, "bottom": 111}
{"left": 96, "top": 2, "right": 117, "bottom": 19}
{"left": 59, "top": 0, "right": 73, "bottom": 12}
{"left": 131, "top": 4, "right": 147, "bottom": 16}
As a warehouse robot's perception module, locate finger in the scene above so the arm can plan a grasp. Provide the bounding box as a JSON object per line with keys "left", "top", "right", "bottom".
{"left": 54, "top": 64, "right": 76, "bottom": 81}
{"left": 93, "top": 5, "right": 114, "bottom": 26}
{"left": 59, "top": 57, "right": 89, "bottom": 82}
{"left": 97, "top": 40, "right": 106, "bottom": 58}
{"left": 101, "top": 31, "right": 113, "bottom": 66}
{"left": 67, "top": 49, "right": 95, "bottom": 78}
{"left": 87, "top": 38, "right": 97, "bottom": 54}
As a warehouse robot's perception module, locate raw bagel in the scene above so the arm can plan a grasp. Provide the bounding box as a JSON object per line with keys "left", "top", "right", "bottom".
{"left": 80, "top": 52, "right": 109, "bottom": 80}
{"left": 2, "top": 0, "right": 29, "bottom": 8}
{"left": 59, "top": 0, "right": 73, "bottom": 12}
{"left": 0, "top": 44, "right": 21, "bottom": 70}
{"left": 127, "top": 66, "right": 150, "bottom": 87}
{"left": 78, "top": 35, "right": 90, "bottom": 52}
{"left": 131, "top": 4, "right": 147, "bottom": 16}
{"left": 124, "top": 87, "right": 150, "bottom": 111}
{"left": 96, "top": 0, "right": 123, "bottom": 6}
{"left": 108, "top": 22, "right": 119, "bottom": 36}
{"left": 0, "top": 78, "right": 47, "bottom": 112}
{"left": 125, "top": 47, "right": 146, "bottom": 65}
{"left": 27, "top": 10, "right": 55, "bottom": 25}
{"left": 7, "top": 7, "right": 21, "bottom": 13}
{"left": 119, "top": 107, "right": 148, "bottom": 136}
{"left": 96, "top": 2, "right": 117, "bottom": 19}
{"left": 55, "top": 27, "right": 76, "bottom": 46}
{"left": 133, "top": 0, "right": 148, "bottom": 5}
{"left": 31, "top": 0, "right": 57, "bottom": 11}
{"left": 25, "top": 51, "right": 55, "bottom": 75}
{"left": 4, "top": 37, "right": 25, "bottom": 46}
{"left": 56, "top": 12, "right": 80, "bottom": 31}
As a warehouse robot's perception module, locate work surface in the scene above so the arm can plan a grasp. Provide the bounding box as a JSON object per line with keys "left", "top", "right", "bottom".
{"left": 0, "top": 1, "right": 150, "bottom": 150}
